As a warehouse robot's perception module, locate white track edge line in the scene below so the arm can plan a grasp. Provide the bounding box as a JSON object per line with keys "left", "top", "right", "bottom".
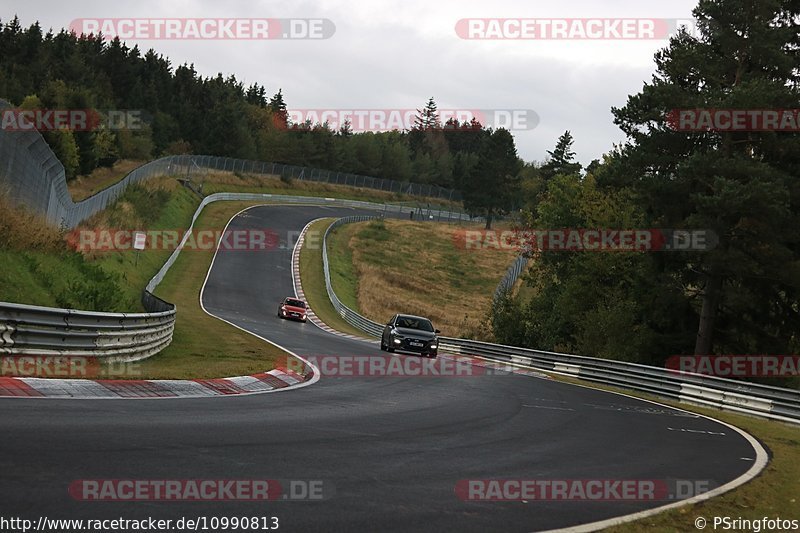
{"left": 198, "top": 204, "right": 320, "bottom": 394}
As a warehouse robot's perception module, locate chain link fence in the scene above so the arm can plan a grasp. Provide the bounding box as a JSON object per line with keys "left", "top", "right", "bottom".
{"left": 493, "top": 255, "right": 529, "bottom": 301}
{"left": 0, "top": 99, "right": 463, "bottom": 229}
{"left": 183, "top": 155, "right": 462, "bottom": 203}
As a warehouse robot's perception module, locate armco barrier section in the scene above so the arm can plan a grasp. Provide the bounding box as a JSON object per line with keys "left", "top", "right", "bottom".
{"left": 438, "top": 338, "right": 800, "bottom": 424}
{"left": 320, "top": 217, "right": 800, "bottom": 425}
{"left": 0, "top": 296, "right": 175, "bottom": 363}
{"left": 322, "top": 216, "right": 387, "bottom": 338}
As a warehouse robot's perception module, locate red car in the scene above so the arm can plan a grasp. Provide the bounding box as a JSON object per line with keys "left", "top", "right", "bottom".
{"left": 277, "top": 297, "right": 308, "bottom": 322}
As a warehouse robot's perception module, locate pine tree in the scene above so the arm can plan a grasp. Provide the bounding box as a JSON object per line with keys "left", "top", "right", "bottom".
{"left": 269, "top": 89, "right": 288, "bottom": 129}
{"left": 609, "top": 0, "right": 800, "bottom": 356}
{"left": 462, "top": 129, "right": 523, "bottom": 229}
{"left": 413, "top": 97, "right": 440, "bottom": 130}
{"left": 540, "top": 131, "right": 582, "bottom": 180}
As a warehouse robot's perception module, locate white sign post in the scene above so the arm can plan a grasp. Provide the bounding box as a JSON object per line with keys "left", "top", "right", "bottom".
{"left": 133, "top": 231, "right": 146, "bottom": 266}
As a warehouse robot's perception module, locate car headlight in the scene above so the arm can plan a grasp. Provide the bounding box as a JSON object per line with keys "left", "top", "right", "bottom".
{"left": 393, "top": 338, "right": 402, "bottom": 344}
{"left": 429, "top": 343, "right": 438, "bottom": 349}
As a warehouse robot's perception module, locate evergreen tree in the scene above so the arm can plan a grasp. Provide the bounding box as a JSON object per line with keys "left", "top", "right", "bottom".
{"left": 462, "top": 128, "right": 523, "bottom": 229}
{"left": 609, "top": 0, "right": 800, "bottom": 356}
{"left": 268, "top": 88, "right": 288, "bottom": 129}
{"left": 540, "top": 130, "right": 582, "bottom": 180}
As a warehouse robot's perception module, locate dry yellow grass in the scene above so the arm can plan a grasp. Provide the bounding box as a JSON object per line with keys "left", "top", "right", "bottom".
{"left": 68, "top": 159, "right": 146, "bottom": 201}
{"left": 336, "top": 219, "right": 519, "bottom": 337}
{"left": 72, "top": 177, "right": 181, "bottom": 262}
{"left": 0, "top": 196, "right": 63, "bottom": 252}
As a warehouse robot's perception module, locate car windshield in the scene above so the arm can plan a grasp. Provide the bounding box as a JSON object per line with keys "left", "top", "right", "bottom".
{"left": 396, "top": 316, "right": 434, "bottom": 332}
{"left": 285, "top": 299, "right": 305, "bottom": 308}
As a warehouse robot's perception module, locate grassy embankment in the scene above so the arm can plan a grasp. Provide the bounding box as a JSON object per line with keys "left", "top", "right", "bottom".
{"left": 3, "top": 171, "right": 467, "bottom": 378}
{"left": 322, "top": 218, "right": 518, "bottom": 337}
{"left": 68, "top": 159, "right": 146, "bottom": 201}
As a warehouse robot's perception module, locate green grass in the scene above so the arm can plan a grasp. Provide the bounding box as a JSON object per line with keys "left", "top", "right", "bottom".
{"left": 90, "top": 184, "right": 201, "bottom": 311}
{"left": 10, "top": 170, "right": 796, "bottom": 524}
{"left": 1, "top": 173, "right": 463, "bottom": 378}
{"left": 68, "top": 159, "right": 147, "bottom": 202}
{"left": 299, "top": 205, "right": 800, "bottom": 530}
{"left": 0, "top": 250, "right": 70, "bottom": 306}
{"left": 1, "top": 183, "right": 296, "bottom": 379}
{"left": 0, "top": 181, "right": 198, "bottom": 312}
{"left": 135, "top": 200, "right": 290, "bottom": 379}
{"left": 299, "top": 219, "right": 371, "bottom": 338}
{"left": 326, "top": 223, "right": 361, "bottom": 311}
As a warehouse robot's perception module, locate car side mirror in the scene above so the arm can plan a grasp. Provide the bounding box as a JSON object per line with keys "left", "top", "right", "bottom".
{"left": 435, "top": 329, "right": 441, "bottom": 334}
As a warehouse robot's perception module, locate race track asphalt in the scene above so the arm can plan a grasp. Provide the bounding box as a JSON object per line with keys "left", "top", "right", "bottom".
{"left": 0, "top": 205, "right": 763, "bottom": 532}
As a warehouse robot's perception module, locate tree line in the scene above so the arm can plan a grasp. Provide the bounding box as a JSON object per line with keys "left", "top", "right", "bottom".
{"left": 0, "top": 16, "right": 522, "bottom": 220}
{"left": 492, "top": 0, "right": 799, "bottom": 385}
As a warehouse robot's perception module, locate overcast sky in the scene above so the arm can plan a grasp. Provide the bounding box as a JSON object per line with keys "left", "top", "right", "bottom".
{"left": 5, "top": 0, "right": 698, "bottom": 166}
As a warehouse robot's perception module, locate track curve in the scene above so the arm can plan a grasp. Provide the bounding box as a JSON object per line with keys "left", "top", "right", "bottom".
{"left": 0, "top": 205, "right": 765, "bottom": 532}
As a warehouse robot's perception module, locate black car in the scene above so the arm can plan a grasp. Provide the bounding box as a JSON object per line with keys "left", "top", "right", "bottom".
{"left": 380, "top": 314, "right": 440, "bottom": 357}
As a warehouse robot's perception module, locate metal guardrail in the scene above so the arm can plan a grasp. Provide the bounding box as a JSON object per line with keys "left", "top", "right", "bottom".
{"left": 0, "top": 82, "right": 476, "bottom": 364}
{"left": 319, "top": 217, "right": 800, "bottom": 425}
{"left": 322, "top": 216, "right": 387, "bottom": 338}
{"left": 0, "top": 297, "right": 175, "bottom": 363}
{"left": 439, "top": 338, "right": 800, "bottom": 424}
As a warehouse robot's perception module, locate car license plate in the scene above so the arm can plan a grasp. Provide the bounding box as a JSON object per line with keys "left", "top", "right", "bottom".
{"left": 410, "top": 341, "right": 423, "bottom": 347}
